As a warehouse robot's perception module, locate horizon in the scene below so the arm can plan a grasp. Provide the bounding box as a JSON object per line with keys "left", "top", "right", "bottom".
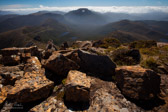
{"left": 1, "top": 0, "right": 168, "bottom": 14}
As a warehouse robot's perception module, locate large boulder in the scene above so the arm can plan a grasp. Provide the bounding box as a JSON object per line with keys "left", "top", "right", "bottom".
{"left": 7, "top": 71, "right": 54, "bottom": 102}
{"left": 111, "top": 48, "right": 141, "bottom": 65}
{"left": 7, "top": 57, "right": 54, "bottom": 102}
{"left": 116, "top": 66, "right": 161, "bottom": 100}
{"left": 63, "top": 49, "right": 116, "bottom": 80}
{"left": 88, "top": 78, "right": 143, "bottom": 112}
{"left": 65, "top": 70, "right": 91, "bottom": 102}
{"left": 77, "top": 50, "right": 116, "bottom": 80}
{"left": 44, "top": 53, "right": 79, "bottom": 77}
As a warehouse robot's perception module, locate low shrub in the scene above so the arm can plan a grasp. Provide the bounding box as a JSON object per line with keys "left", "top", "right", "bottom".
{"left": 140, "top": 47, "right": 160, "bottom": 56}
{"left": 129, "top": 40, "right": 157, "bottom": 49}
{"left": 111, "top": 48, "right": 141, "bottom": 65}
{"left": 140, "top": 57, "right": 159, "bottom": 72}
{"left": 93, "top": 38, "right": 121, "bottom": 48}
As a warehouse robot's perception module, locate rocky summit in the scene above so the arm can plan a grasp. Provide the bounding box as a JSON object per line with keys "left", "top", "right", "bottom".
{"left": 0, "top": 39, "right": 168, "bottom": 112}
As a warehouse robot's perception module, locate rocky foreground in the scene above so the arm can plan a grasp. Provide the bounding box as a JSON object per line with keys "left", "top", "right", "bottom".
{"left": 0, "top": 40, "right": 168, "bottom": 112}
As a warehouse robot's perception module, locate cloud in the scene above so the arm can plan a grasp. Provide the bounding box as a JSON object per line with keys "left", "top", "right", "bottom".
{"left": 0, "top": 4, "right": 31, "bottom": 9}
{"left": 1, "top": 5, "right": 168, "bottom": 14}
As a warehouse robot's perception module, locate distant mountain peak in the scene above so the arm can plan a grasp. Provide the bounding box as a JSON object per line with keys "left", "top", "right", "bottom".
{"left": 66, "top": 8, "right": 93, "bottom": 16}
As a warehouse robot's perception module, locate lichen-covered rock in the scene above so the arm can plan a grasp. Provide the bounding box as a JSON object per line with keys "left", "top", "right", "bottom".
{"left": 44, "top": 53, "right": 79, "bottom": 77}
{"left": 0, "top": 65, "right": 24, "bottom": 85}
{"left": 116, "top": 66, "right": 161, "bottom": 100}
{"left": 88, "top": 77, "right": 143, "bottom": 112}
{"left": 0, "top": 85, "right": 13, "bottom": 108}
{"left": 111, "top": 48, "right": 141, "bottom": 65}
{"left": 7, "top": 71, "right": 54, "bottom": 102}
{"left": 0, "top": 46, "right": 41, "bottom": 65}
{"left": 24, "top": 57, "right": 42, "bottom": 72}
{"left": 0, "top": 71, "right": 23, "bottom": 86}
{"left": 30, "top": 86, "right": 67, "bottom": 112}
{"left": 30, "top": 77, "right": 144, "bottom": 112}
{"left": 7, "top": 57, "right": 54, "bottom": 103}
{"left": 65, "top": 70, "right": 91, "bottom": 102}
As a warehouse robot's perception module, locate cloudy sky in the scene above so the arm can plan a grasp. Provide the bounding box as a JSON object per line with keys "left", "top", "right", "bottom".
{"left": 0, "top": 0, "right": 168, "bottom": 14}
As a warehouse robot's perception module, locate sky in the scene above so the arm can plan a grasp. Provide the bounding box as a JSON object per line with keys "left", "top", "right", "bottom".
{"left": 0, "top": 0, "right": 168, "bottom": 14}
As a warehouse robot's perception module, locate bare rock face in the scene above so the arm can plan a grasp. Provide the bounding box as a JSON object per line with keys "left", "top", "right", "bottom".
{"left": 7, "top": 57, "right": 54, "bottom": 103}
{"left": 44, "top": 53, "right": 79, "bottom": 77}
{"left": 116, "top": 66, "right": 161, "bottom": 100}
{"left": 65, "top": 70, "right": 91, "bottom": 102}
{"left": 77, "top": 50, "right": 116, "bottom": 80}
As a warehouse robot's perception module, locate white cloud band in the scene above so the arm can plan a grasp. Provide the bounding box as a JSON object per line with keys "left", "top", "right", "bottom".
{"left": 1, "top": 5, "right": 168, "bottom": 14}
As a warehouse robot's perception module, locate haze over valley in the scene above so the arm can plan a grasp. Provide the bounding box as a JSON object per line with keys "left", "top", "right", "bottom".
{"left": 0, "top": 7, "right": 168, "bottom": 48}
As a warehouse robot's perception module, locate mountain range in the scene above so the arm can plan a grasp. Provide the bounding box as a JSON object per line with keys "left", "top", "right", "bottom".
{"left": 0, "top": 8, "right": 168, "bottom": 49}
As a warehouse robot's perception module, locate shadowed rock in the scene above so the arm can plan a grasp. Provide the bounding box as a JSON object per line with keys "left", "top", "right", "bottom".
{"left": 78, "top": 50, "right": 116, "bottom": 80}
{"left": 44, "top": 52, "right": 79, "bottom": 77}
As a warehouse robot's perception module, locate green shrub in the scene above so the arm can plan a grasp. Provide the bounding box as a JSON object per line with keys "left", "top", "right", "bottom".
{"left": 105, "top": 47, "right": 116, "bottom": 53}
{"left": 129, "top": 40, "right": 157, "bottom": 49}
{"left": 56, "top": 90, "right": 65, "bottom": 100}
{"left": 140, "top": 57, "right": 159, "bottom": 71}
{"left": 103, "top": 38, "right": 121, "bottom": 48}
{"left": 140, "top": 47, "right": 160, "bottom": 56}
{"left": 53, "top": 86, "right": 59, "bottom": 92}
{"left": 62, "top": 78, "right": 66, "bottom": 85}
{"left": 111, "top": 48, "right": 141, "bottom": 65}
{"left": 93, "top": 38, "right": 121, "bottom": 48}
